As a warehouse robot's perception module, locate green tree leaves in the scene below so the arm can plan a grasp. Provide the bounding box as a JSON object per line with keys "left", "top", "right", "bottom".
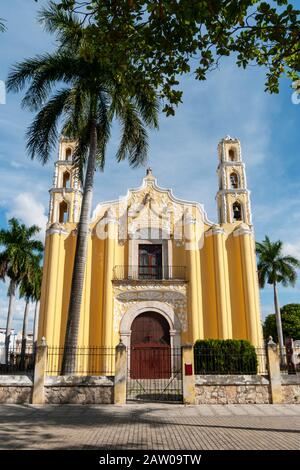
{"left": 54, "top": 1, "right": 300, "bottom": 115}
{"left": 264, "top": 304, "right": 300, "bottom": 341}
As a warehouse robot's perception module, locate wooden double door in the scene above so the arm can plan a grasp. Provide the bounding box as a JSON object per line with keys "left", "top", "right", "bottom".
{"left": 130, "top": 312, "right": 171, "bottom": 379}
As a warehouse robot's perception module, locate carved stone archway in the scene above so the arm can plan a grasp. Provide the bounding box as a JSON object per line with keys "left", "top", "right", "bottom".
{"left": 119, "top": 301, "right": 181, "bottom": 349}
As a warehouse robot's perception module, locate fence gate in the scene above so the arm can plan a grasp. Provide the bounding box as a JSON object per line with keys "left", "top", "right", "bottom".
{"left": 126, "top": 346, "right": 183, "bottom": 402}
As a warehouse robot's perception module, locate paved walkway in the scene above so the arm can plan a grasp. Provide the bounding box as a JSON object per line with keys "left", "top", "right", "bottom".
{"left": 0, "top": 404, "right": 299, "bottom": 450}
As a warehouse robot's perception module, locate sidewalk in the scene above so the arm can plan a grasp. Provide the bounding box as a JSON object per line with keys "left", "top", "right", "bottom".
{"left": 0, "top": 404, "right": 299, "bottom": 450}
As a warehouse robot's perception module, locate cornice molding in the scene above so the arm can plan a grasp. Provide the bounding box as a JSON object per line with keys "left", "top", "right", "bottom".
{"left": 205, "top": 226, "right": 226, "bottom": 237}
{"left": 46, "top": 224, "right": 69, "bottom": 236}
{"left": 233, "top": 226, "right": 253, "bottom": 237}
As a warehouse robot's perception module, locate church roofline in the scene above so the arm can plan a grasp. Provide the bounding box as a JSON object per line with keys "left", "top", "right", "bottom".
{"left": 91, "top": 171, "right": 215, "bottom": 226}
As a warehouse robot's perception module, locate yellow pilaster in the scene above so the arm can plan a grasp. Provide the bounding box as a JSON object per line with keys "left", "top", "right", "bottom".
{"left": 38, "top": 234, "right": 50, "bottom": 341}
{"left": 102, "top": 217, "right": 118, "bottom": 348}
{"left": 42, "top": 231, "right": 60, "bottom": 345}
{"left": 236, "top": 227, "right": 262, "bottom": 346}
{"left": 211, "top": 227, "right": 232, "bottom": 339}
{"left": 79, "top": 232, "right": 92, "bottom": 347}
{"left": 185, "top": 217, "right": 199, "bottom": 343}
{"left": 195, "top": 248, "right": 204, "bottom": 340}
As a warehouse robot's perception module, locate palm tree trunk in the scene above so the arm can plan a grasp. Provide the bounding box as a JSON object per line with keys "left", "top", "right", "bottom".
{"left": 20, "top": 299, "right": 30, "bottom": 370}
{"left": 5, "top": 279, "right": 16, "bottom": 365}
{"left": 32, "top": 300, "right": 40, "bottom": 345}
{"left": 61, "top": 120, "right": 98, "bottom": 374}
{"left": 273, "top": 281, "right": 285, "bottom": 363}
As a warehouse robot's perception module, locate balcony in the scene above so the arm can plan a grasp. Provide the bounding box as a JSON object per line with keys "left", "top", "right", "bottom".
{"left": 112, "top": 265, "right": 187, "bottom": 282}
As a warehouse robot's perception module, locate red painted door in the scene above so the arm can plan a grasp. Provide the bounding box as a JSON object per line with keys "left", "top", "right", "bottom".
{"left": 130, "top": 312, "right": 171, "bottom": 379}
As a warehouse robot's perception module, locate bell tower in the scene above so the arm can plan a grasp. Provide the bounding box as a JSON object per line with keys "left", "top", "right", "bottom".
{"left": 216, "top": 136, "right": 252, "bottom": 225}
{"left": 48, "top": 137, "right": 82, "bottom": 226}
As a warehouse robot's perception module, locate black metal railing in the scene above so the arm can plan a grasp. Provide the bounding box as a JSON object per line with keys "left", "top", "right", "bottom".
{"left": 194, "top": 347, "right": 268, "bottom": 375}
{"left": 280, "top": 347, "right": 300, "bottom": 374}
{"left": 0, "top": 344, "right": 36, "bottom": 375}
{"left": 113, "top": 265, "right": 186, "bottom": 281}
{"left": 46, "top": 346, "right": 115, "bottom": 376}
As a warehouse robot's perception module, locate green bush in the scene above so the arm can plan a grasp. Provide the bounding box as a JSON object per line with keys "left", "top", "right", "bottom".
{"left": 263, "top": 303, "right": 300, "bottom": 342}
{"left": 194, "top": 339, "right": 258, "bottom": 375}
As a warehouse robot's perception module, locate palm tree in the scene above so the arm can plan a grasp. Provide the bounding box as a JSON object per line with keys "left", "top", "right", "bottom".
{"left": 7, "top": 6, "right": 159, "bottom": 373}
{"left": 256, "top": 236, "right": 300, "bottom": 360}
{"left": 19, "top": 256, "right": 42, "bottom": 369}
{"left": 0, "top": 218, "right": 43, "bottom": 363}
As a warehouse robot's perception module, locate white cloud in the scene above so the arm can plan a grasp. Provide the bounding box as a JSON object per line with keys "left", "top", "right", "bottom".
{"left": 6, "top": 192, "right": 47, "bottom": 240}
{"left": 283, "top": 240, "right": 300, "bottom": 260}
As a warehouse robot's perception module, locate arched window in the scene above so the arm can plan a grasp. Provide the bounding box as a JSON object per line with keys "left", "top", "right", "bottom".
{"left": 65, "top": 147, "right": 72, "bottom": 161}
{"left": 230, "top": 172, "right": 239, "bottom": 189}
{"left": 232, "top": 202, "right": 242, "bottom": 222}
{"left": 59, "top": 201, "right": 68, "bottom": 223}
{"left": 62, "top": 171, "right": 70, "bottom": 188}
{"left": 228, "top": 149, "right": 236, "bottom": 161}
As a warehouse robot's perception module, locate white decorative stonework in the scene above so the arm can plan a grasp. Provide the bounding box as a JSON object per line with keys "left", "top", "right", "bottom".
{"left": 113, "top": 283, "right": 188, "bottom": 334}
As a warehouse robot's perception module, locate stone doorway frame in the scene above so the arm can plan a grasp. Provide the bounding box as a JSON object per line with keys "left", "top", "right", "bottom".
{"left": 119, "top": 301, "right": 181, "bottom": 350}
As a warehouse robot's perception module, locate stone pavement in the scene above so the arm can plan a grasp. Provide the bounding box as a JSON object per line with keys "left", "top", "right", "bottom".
{"left": 0, "top": 404, "right": 299, "bottom": 450}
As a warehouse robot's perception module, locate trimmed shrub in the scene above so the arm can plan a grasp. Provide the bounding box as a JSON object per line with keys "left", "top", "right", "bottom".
{"left": 194, "top": 339, "right": 258, "bottom": 375}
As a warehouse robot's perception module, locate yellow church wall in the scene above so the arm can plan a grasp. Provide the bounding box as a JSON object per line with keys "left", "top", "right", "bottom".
{"left": 78, "top": 234, "right": 92, "bottom": 348}
{"left": 171, "top": 242, "right": 185, "bottom": 270}
{"left": 46, "top": 233, "right": 63, "bottom": 346}
{"left": 195, "top": 248, "right": 204, "bottom": 341}
{"left": 88, "top": 236, "right": 105, "bottom": 346}
{"left": 225, "top": 233, "right": 248, "bottom": 339}
{"left": 102, "top": 221, "right": 117, "bottom": 352}
{"left": 39, "top": 224, "right": 263, "bottom": 353}
{"left": 212, "top": 229, "right": 233, "bottom": 339}
{"left": 200, "top": 234, "right": 219, "bottom": 339}
{"left": 38, "top": 233, "right": 51, "bottom": 341}
{"left": 239, "top": 232, "right": 263, "bottom": 346}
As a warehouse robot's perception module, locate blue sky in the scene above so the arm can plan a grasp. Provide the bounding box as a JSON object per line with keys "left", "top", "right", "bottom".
{"left": 0, "top": 0, "right": 300, "bottom": 334}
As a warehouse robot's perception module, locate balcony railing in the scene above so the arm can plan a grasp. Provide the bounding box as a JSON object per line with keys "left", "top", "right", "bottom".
{"left": 113, "top": 265, "right": 187, "bottom": 281}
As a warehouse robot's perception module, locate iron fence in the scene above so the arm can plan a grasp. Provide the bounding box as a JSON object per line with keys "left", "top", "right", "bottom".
{"left": 194, "top": 346, "right": 268, "bottom": 375}
{"left": 280, "top": 346, "right": 300, "bottom": 374}
{"left": 46, "top": 346, "right": 115, "bottom": 376}
{"left": 127, "top": 346, "right": 183, "bottom": 402}
{"left": 0, "top": 344, "right": 36, "bottom": 375}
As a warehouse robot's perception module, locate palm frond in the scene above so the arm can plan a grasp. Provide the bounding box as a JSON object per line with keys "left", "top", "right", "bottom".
{"left": 38, "top": 1, "right": 83, "bottom": 51}
{"left": 133, "top": 87, "right": 160, "bottom": 128}
{"left": 22, "top": 54, "right": 80, "bottom": 111}
{"left": 26, "top": 88, "right": 71, "bottom": 163}
{"left": 256, "top": 235, "right": 300, "bottom": 288}
{"left": 116, "top": 100, "right": 148, "bottom": 168}
{"left": 95, "top": 91, "right": 111, "bottom": 171}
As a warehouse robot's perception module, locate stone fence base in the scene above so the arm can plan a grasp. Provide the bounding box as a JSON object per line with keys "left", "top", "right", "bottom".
{"left": 0, "top": 376, "right": 32, "bottom": 404}
{"left": 195, "top": 375, "right": 271, "bottom": 404}
{"left": 0, "top": 375, "right": 114, "bottom": 405}
{"left": 1, "top": 374, "right": 300, "bottom": 405}
{"left": 281, "top": 375, "right": 300, "bottom": 404}
{"left": 195, "top": 375, "right": 300, "bottom": 404}
{"left": 44, "top": 376, "right": 114, "bottom": 404}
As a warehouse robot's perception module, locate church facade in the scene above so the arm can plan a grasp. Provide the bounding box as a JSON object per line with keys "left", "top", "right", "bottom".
{"left": 38, "top": 136, "right": 263, "bottom": 352}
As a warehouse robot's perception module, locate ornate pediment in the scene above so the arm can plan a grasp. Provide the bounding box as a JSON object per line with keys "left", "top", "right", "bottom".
{"left": 91, "top": 170, "right": 213, "bottom": 242}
